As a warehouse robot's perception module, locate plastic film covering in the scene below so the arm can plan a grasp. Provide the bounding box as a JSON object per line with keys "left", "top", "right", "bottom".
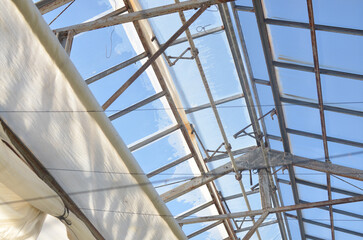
{"left": 0, "top": 124, "right": 95, "bottom": 240}
{"left": 0, "top": 1, "right": 186, "bottom": 239}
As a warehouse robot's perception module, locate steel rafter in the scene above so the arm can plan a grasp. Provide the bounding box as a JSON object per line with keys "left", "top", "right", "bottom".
{"left": 306, "top": 1, "right": 334, "bottom": 238}
{"left": 252, "top": 0, "right": 306, "bottom": 238}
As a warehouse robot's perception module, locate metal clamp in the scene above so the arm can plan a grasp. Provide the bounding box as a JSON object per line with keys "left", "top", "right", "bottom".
{"left": 57, "top": 206, "right": 72, "bottom": 225}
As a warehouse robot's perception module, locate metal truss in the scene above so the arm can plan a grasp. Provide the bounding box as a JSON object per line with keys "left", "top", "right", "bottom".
{"left": 36, "top": 0, "right": 363, "bottom": 239}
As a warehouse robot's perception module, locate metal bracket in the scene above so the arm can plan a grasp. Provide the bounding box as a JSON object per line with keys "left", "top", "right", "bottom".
{"left": 167, "top": 47, "right": 195, "bottom": 66}
{"left": 233, "top": 108, "right": 276, "bottom": 139}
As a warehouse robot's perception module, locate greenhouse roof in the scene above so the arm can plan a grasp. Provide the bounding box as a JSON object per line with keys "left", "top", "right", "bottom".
{"left": 11, "top": 0, "right": 363, "bottom": 239}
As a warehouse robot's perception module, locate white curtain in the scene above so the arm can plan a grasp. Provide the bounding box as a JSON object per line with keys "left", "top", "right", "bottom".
{"left": 0, "top": 124, "right": 95, "bottom": 240}
{"left": 0, "top": 0, "right": 186, "bottom": 239}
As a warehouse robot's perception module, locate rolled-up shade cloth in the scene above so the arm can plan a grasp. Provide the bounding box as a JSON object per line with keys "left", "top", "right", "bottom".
{"left": 0, "top": 1, "right": 186, "bottom": 239}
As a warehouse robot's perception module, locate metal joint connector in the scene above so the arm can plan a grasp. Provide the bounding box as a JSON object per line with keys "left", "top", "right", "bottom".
{"left": 235, "top": 172, "right": 242, "bottom": 181}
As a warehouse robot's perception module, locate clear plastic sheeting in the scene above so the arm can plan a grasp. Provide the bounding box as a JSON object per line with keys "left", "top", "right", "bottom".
{"left": 0, "top": 1, "right": 186, "bottom": 239}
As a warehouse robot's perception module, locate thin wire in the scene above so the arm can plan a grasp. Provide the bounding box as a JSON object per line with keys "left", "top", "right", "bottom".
{"left": 196, "top": 24, "right": 211, "bottom": 33}
{"left": 45, "top": 150, "right": 363, "bottom": 177}
{"left": 7, "top": 168, "right": 362, "bottom": 207}
{"left": 1, "top": 101, "right": 362, "bottom": 113}
{"left": 0, "top": 176, "right": 361, "bottom": 221}
{"left": 332, "top": 175, "right": 363, "bottom": 192}
{"left": 0, "top": 176, "right": 192, "bottom": 206}
{"left": 47, "top": 169, "right": 363, "bottom": 177}
{"left": 49, "top": 0, "right": 75, "bottom": 26}
{"left": 82, "top": 207, "right": 363, "bottom": 222}
{"left": 154, "top": 178, "right": 192, "bottom": 188}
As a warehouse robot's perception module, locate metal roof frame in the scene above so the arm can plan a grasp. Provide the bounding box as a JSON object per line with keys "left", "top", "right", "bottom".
{"left": 34, "top": 0, "right": 363, "bottom": 239}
